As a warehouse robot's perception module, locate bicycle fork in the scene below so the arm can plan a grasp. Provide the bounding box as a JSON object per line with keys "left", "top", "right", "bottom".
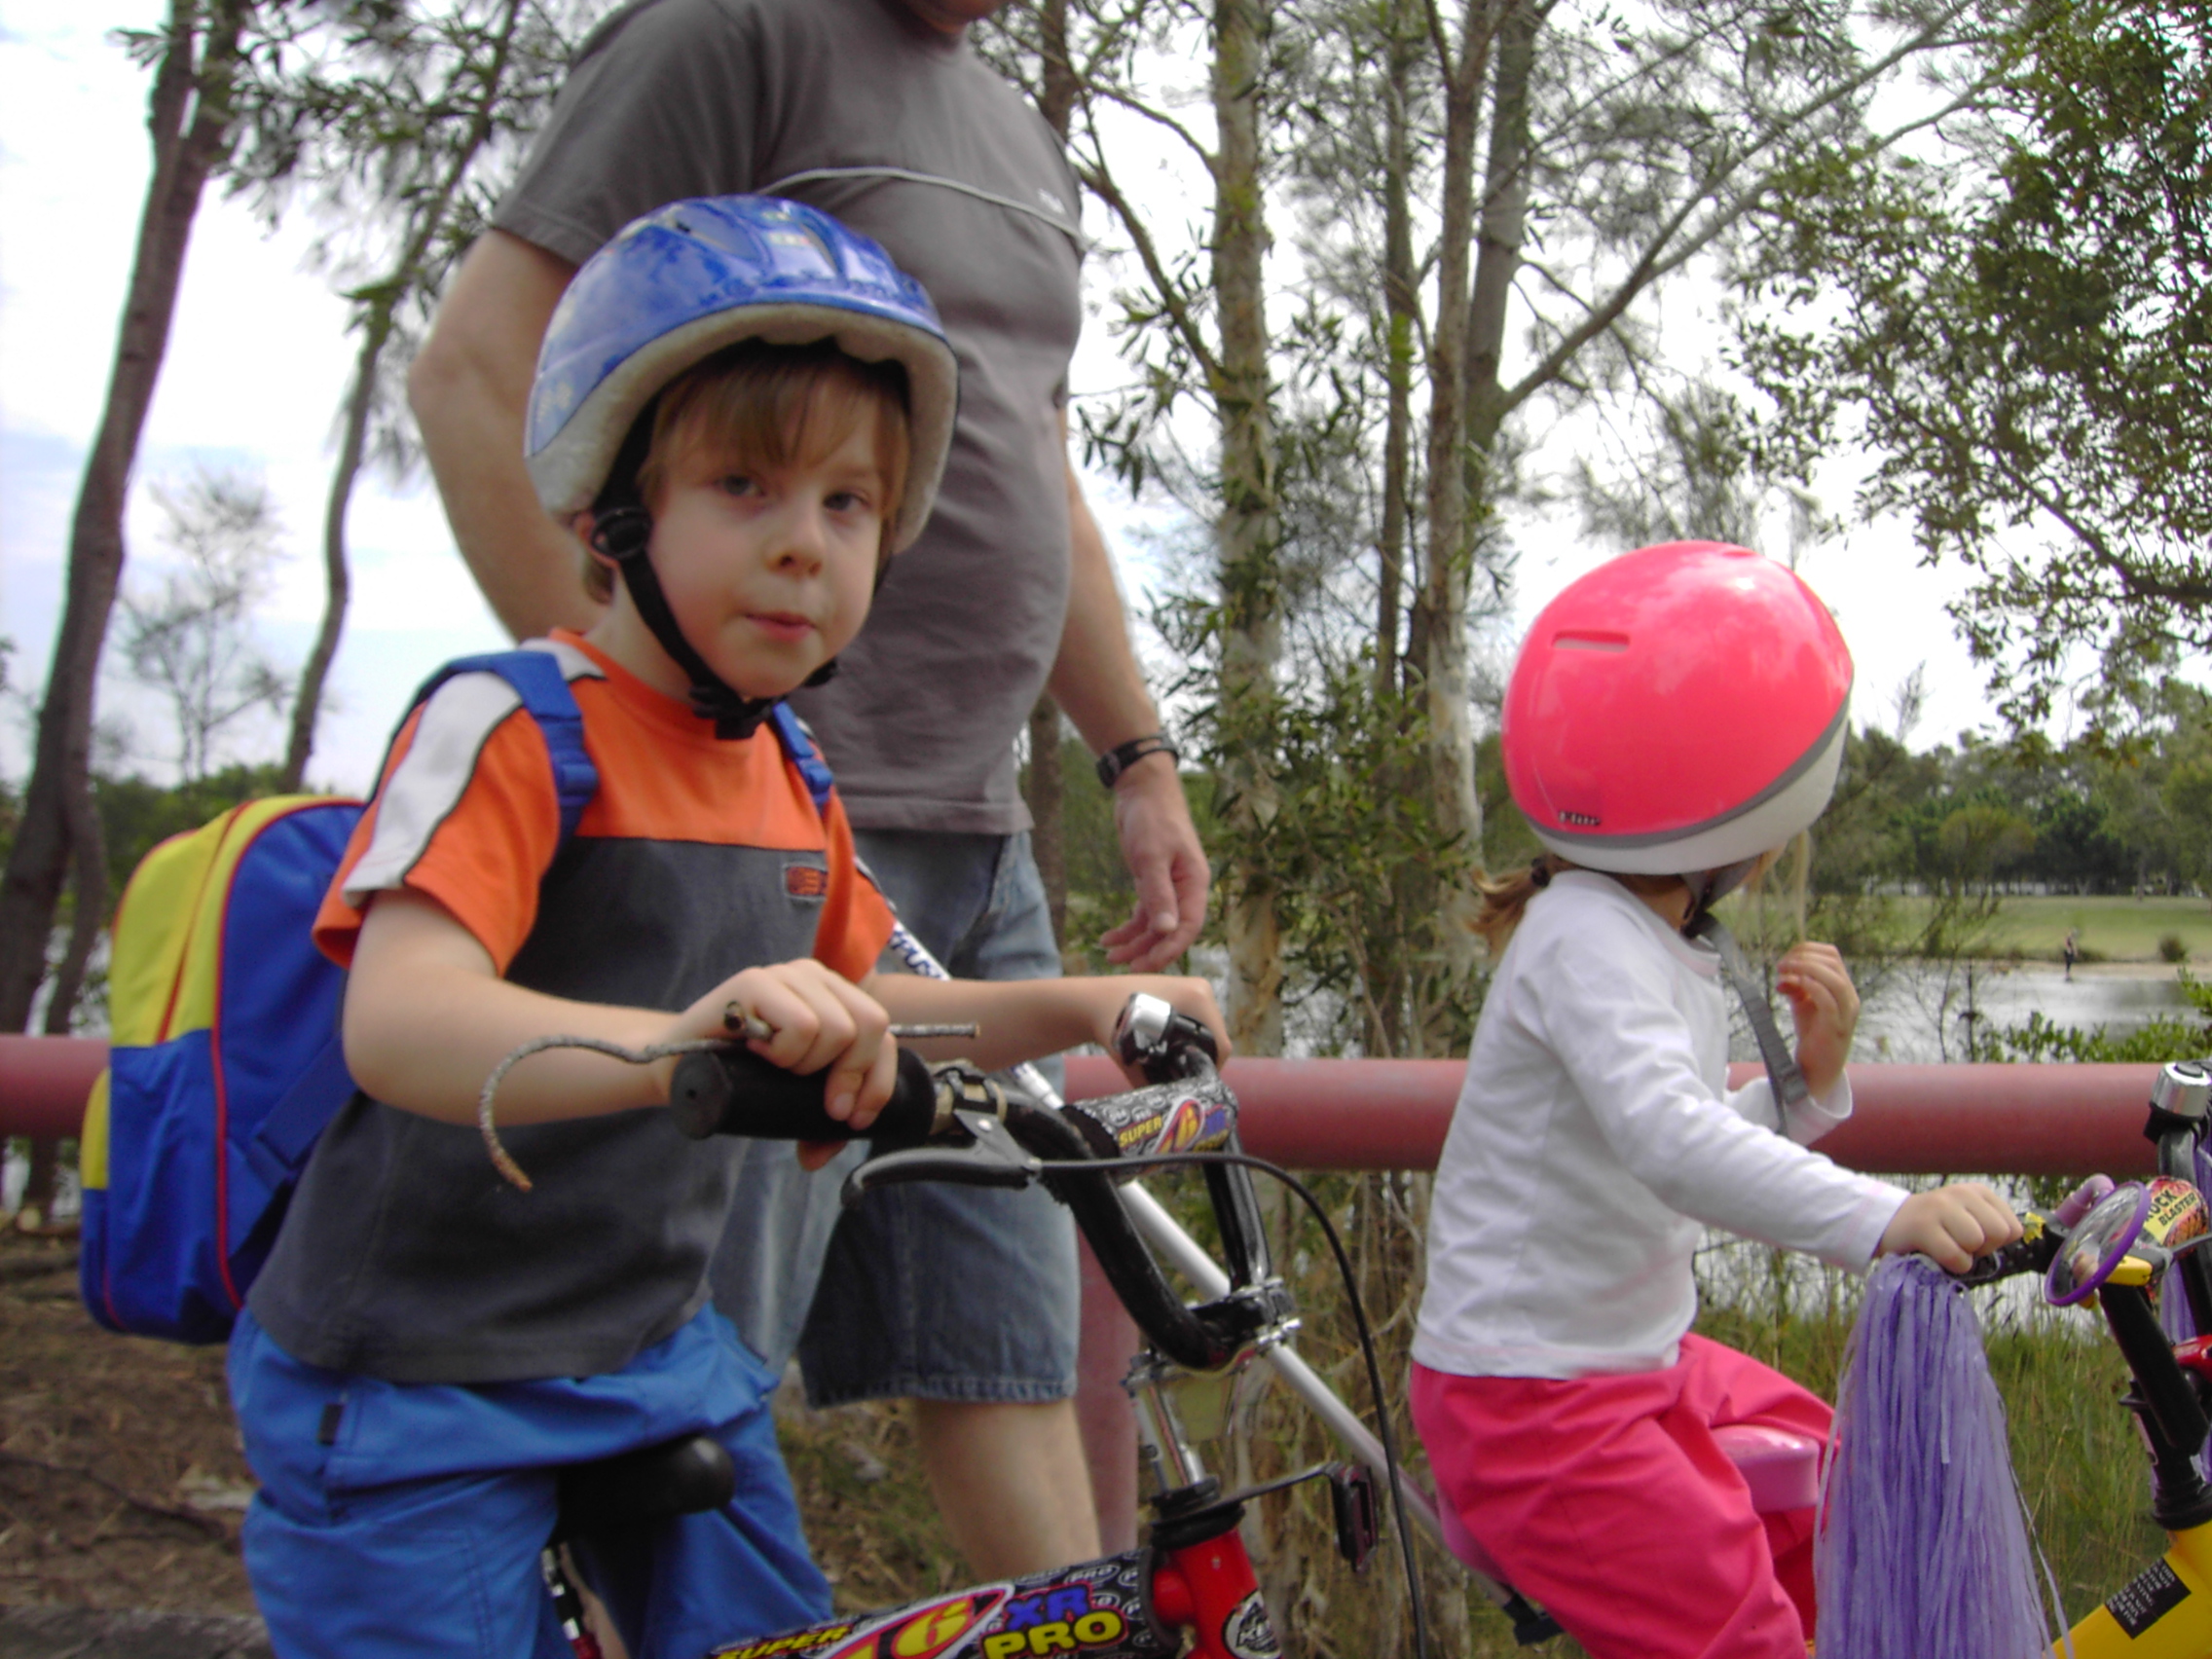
{"left": 1125, "top": 1353, "right": 1284, "bottom": 1659}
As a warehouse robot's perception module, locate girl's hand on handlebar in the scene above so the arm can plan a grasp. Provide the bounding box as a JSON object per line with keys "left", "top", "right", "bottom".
{"left": 661, "top": 961, "right": 896, "bottom": 1158}
{"left": 1878, "top": 1182, "right": 2023, "bottom": 1273}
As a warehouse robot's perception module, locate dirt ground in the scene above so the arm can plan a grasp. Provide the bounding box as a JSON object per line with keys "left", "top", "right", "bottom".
{"left": 0, "top": 1230, "right": 256, "bottom": 1616}
{"left": 0, "top": 1225, "right": 953, "bottom": 1627}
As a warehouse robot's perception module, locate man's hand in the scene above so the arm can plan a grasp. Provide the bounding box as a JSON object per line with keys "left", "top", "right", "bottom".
{"left": 1101, "top": 753, "right": 1208, "bottom": 970}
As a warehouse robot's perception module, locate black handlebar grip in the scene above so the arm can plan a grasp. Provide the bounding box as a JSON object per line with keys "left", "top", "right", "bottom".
{"left": 669, "top": 1043, "right": 939, "bottom": 1143}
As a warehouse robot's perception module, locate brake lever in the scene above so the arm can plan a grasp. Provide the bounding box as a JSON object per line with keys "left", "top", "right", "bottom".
{"left": 839, "top": 1109, "right": 1042, "bottom": 1207}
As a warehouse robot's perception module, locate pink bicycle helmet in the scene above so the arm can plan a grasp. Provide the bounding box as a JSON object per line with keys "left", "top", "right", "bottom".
{"left": 1502, "top": 541, "right": 1853, "bottom": 887}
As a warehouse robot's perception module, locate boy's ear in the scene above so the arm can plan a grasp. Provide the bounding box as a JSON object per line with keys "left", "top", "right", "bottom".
{"left": 574, "top": 512, "right": 619, "bottom": 571}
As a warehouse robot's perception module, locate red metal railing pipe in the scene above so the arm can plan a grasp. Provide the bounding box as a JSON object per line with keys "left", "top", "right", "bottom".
{"left": 1065, "top": 1055, "right": 2164, "bottom": 1178}
{"left": 0, "top": 1036, "right": 109, "bottom": 1140}
{"left": 0, "top": 1040, "right": 2167, "bottom": 1179}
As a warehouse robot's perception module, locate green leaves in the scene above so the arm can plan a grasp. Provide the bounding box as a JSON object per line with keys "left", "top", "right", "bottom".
{"left": 1739, "top": 1, "right": 2212, "bottom": 734}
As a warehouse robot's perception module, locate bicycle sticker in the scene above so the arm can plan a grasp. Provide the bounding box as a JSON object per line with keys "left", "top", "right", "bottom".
{"left": 710, "top": 1557, "right": 1177, "bottom": 1659}
{"left": 2107, "top": 1559, "right": 2192, "bottom": 1638}
{"left": 714, "top": 1622, "right": 857, "bottom": 1658}
{"left": 1221, "top": 1590, "right": 1281, "bottom": 1659}
{"left": 1061, "top": 1080, "right": 1233, "bottom": 1164}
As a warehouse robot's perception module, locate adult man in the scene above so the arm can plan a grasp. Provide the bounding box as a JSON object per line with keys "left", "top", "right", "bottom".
{"left": 407, "top": 0, "right": 1208, "bottom": 1580}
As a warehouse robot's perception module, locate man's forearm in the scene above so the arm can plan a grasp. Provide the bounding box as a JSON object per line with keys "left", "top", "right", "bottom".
{"left": 409, "top": 230, "right": 603, "bottom": 642}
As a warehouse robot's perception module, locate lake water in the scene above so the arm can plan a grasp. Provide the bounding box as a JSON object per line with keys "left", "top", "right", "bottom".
{"left": 1847, "top": 961, "right": 2193, "bottom": 1064}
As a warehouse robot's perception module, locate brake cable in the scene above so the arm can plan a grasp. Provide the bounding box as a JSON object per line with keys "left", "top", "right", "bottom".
{"left": 1036, "top": 1146, "right": 1431, "bottom": 1659}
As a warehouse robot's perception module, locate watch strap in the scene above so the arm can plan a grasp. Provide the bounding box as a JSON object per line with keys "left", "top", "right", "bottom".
{"left": 1095, "top": 734, "right": 1179, "bottom": 788}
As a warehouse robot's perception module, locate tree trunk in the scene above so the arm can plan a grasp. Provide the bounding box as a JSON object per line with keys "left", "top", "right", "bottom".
{"left": 1415, "top": 0, "right": 1496, "bottom": 1051}
{"left": 16, "top": 777, "right": 109, "bottom": 1231}
{"left": 282, "top": 308, "right": 379, "bottom": 790}
{"left": 1212, "top": 0, "right": 1283, "bottom": 1057}
{"left": 0, "top": 0, "right": 252, "bottom": 1035}
{"left": 1376, "top": 0, "right": 1418, "bottom": 704}
{"left": 1036, "top": 0, "right": 1077, "bottom": 139}
{"left": 281, "top": 0, "right": 527, "bottom": 790}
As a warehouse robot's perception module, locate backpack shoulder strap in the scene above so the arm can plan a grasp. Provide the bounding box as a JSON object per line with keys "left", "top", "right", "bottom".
{"left": 769, "top": 702, "right": 836, "bottom": 820}
{"left": 405, "top": 646, "right": 600, "bottom": 842}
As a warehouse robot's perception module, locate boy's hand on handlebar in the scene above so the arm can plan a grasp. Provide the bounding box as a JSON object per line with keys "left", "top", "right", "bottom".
{"left": 1095, "top": 977, "right": 1231, "bottom": 1082}
{"left": 1775, "top": 941, "right": 1859, "bottom": 1098}
{"left": 663, "top": 961, "right": 896, "bottom": 1154}
{"left": 1878, "top": 1182, "right": 2023, "bottom": 1273}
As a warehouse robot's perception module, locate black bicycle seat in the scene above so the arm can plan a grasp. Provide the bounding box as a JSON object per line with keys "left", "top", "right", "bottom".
{"left": 552, "top": 1433, "right": 735, "bottom": 1543}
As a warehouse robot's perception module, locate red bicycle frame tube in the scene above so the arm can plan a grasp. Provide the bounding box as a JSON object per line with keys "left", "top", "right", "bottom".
{"left": 672, "top": 1528, "right": 1275, "bottom": 1659}
{"left": 1150, "top": 1526, "right": 1279, "bottom": 1659}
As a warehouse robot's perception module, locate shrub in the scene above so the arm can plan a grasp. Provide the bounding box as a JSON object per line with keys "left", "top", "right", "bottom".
{"left": 2161, "top": 933, "right": 2191, "bottom": 964}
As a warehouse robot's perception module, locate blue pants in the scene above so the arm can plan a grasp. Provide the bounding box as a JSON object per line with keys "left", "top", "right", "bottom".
{"left": 708, "top": 830, "right": 1080, "bottom": 1406}
{"left": 228, "top": 1307, "right": 830, "bottom": 1659}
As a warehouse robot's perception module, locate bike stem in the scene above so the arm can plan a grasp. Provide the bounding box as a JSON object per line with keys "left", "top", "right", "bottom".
{"left": 883, "top": 923, "right": 1504, "bottom": 1608}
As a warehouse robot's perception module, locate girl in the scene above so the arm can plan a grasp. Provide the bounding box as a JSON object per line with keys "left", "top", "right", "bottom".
{"left": 1410, "top": 541, "right": 2020, "bottom": 1659}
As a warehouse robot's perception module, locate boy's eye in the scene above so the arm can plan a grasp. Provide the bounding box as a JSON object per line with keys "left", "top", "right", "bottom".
{"left": 716, "top": 473, "right": 759, "bottom": 498}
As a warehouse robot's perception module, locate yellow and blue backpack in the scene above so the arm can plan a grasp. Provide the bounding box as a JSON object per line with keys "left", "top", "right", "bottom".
{"left": 78, "top": 650, "right": 598, "bottom": 1342}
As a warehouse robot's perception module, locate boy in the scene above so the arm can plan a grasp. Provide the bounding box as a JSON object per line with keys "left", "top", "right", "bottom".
{"left": 228, "top": 196, "right": 1227, "bottom": 1659}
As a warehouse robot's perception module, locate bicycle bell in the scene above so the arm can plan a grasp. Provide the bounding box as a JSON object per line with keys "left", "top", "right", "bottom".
{"left": 2153, "top": 1061, "right": 2212, "bottom": 1123}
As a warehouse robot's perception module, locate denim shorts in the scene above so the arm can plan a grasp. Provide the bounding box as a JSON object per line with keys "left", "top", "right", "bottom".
{"left": 705, "top": 830, "right": 1080, "bottom": 1407}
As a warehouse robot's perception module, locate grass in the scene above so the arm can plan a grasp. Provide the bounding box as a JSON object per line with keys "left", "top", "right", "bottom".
{"left": 1394, "top": 1265, "right": 2160, "bottom": 1654}
{"left": 1700, "top": 1276, "right": 2159, "bottom": 1638}
{"left": 1873, "top": 894, "right": 2212, "bottom": 964}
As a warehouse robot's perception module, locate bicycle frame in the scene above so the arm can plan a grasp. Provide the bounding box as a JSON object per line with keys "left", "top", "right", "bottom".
{"left": 1968, "top": 1061, "right": 2212, "bottom": 1657}
{"left": 696, "top": 1520, "right": 1271, "bottom": 1659}
{"left": 551, "top": 999, "right": 1318, "bottom": 1659}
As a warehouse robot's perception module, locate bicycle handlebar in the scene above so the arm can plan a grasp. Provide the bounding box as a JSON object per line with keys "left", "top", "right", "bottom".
{"left": 669, "top": 1043, "right": 945, "bottom": 1143}
{"left": 667, "top": 1039, "right": 1258, "bottom": 1374}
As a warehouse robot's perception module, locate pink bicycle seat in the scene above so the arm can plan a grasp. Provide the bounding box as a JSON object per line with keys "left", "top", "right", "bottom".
{"left": 1431, "top": 1422, "right": 1825, "bottom": 1581}
{"left": 1712, "top": 1422, "right": 1824, "bottom": 1513}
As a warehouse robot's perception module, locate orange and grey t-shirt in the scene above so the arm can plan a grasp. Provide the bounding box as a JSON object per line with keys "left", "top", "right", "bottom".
{"left": 247, "top": 633, "right": 896, "bottom": 1385}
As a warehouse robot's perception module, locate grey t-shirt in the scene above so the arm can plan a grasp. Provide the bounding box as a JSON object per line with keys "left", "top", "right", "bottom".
{"left": 497, "top": 0, "right": 1085, "bottom": 835}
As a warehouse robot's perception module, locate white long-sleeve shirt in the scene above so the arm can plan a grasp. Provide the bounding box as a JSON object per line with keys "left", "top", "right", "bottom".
{"left": 1413, "top": 871, "right": 1907, "bottom": 1380}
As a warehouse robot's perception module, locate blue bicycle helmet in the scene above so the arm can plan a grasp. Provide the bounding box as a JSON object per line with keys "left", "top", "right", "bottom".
{"left": 524, "top": 196, "right": 958, "bottom": 736}
{"left": 527, "top": 194, "right": 957, "bottom": 554}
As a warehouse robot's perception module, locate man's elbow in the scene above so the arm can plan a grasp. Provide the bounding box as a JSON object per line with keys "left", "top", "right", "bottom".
{"left": 407, "top": 323, "right": 470, "bottom": 439}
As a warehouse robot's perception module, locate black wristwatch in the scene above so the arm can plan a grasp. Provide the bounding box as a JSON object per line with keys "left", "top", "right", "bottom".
{"left": 1095, "top": 734, "right": 1179, "bottom": 788}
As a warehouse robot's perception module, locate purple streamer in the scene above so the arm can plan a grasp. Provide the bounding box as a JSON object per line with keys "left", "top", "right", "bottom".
{"left": 1815, "top": 1256, "right": 2054, "bottom": 1658}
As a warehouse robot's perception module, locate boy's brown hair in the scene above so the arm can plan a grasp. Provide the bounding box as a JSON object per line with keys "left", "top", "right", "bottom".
{"left": 582, "top": 338, "right": 913, "bottom": 603}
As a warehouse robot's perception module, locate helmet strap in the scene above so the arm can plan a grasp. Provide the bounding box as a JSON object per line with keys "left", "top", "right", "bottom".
{"left": 1678, "top": 856, "right": 1761, "bottom": 936}
{"left": 1686, "top": 909, "right": 1813, "bottom": 1138}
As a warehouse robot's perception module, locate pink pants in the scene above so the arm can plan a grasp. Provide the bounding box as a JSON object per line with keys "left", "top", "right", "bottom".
{"left": 1411, "top": 1336, "right": 1828, "bottom": 1659}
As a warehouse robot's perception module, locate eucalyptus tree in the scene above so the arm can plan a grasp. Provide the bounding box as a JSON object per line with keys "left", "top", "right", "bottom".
{"left": 223, "top": 0, "right": 598, "bottom": 789}
{"left": 1738, "top": 1, "right": 2212, "bottom": 737}
{"left": 991, "top": 0, "right": 1298, "bottom": 1051}
{"left": 0, "top": 0, "right": 262, "bottom": 1043}
{"left": 118, "top": 469, "right": 294, "bottom": 787}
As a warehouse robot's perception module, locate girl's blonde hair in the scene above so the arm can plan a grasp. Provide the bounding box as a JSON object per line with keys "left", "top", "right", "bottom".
{"left": 1473, "top": 855, "right": 1568, "bottom": 953}
{"left": 1473, "top": 830, "right": 1813, "bottom": 953}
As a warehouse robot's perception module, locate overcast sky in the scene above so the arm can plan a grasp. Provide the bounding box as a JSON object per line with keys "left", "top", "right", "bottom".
{"left": 1, "top": 5, "right": 2002, "bottom": 798}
